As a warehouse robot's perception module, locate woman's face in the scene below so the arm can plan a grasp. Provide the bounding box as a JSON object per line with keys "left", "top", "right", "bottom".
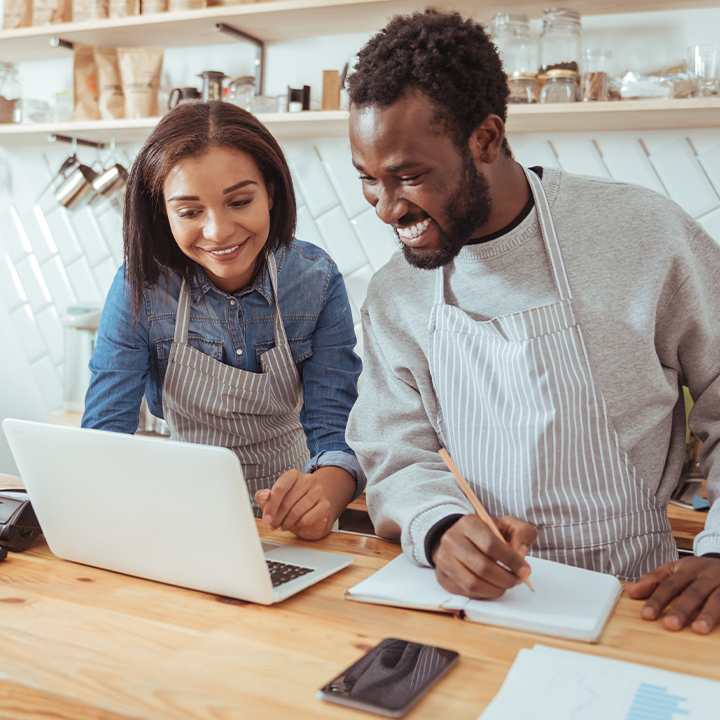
{"left": 163, "top": 147, "right": 273, "bottom": 293}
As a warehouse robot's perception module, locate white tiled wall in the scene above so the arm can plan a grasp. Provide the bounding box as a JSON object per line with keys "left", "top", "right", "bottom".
{"left": 2, "top": 129, "right": 720, "bottom": 474}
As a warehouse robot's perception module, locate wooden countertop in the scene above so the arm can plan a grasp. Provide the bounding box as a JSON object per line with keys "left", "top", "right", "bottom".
{"left": 0, "top": 477, "right": 718, "bottom": 719}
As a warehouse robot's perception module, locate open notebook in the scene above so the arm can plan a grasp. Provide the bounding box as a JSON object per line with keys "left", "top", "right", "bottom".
{"left": 346, "top": 553, "right": 622, "bottom": 643}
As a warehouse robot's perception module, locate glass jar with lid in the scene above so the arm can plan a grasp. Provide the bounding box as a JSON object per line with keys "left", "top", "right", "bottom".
{"left": 538, "top": 7, "right": 582, "bottom": 93}
{"left": 491, "top": 13, "right": 538, "bottom": 103}
{"left": 582, "top": 48, "right": 612, "bottom": 101}
{"left": 540, "top": 69, "right": 578, "bottom": 103}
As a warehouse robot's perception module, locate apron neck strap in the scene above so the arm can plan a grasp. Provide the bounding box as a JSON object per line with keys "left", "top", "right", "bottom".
{"left": 265, "top": 249, "right": 291, "bottom": 348}
{"left": 174, "top": 279, "right": 191, "bottom": 344}
{"left": 523, "top": 166, "right": 572, "bottom": 301}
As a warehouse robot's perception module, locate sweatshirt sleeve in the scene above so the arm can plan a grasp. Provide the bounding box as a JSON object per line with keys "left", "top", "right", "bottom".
{"left": 656, "top": 226, "right": 720, "bottom": 556}
{"left": 346, "top": 306, "right": 472, "bottom": 566}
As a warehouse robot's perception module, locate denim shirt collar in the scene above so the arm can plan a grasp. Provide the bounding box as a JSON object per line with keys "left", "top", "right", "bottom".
{"left": 188, "top": 249, "right": 281, "bottom": 306}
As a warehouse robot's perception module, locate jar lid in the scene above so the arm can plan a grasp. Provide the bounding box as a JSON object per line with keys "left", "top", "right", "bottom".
{"left": 546, "top": 69, "right": 578, "bottom": 78}
{"left": 542, "top": 7, "right": 581, "bottom": 21}
{"left": 492, "top": 12, "right": 530, "bottom": 31}
{"left": 510, "top": 72, "right": 538, "bottom": 79}
{"left": 541, "top": 7, "right": 581, "bottom": 27}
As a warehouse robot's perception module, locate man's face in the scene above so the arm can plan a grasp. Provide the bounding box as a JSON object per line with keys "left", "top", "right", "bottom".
{"left": 349, "top": 90, "right": 492, "bottom": 270}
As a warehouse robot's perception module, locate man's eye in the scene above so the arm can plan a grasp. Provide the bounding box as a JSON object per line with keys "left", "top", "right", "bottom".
{"left": 400, "top": 174, "right": 422, "bottom": 182}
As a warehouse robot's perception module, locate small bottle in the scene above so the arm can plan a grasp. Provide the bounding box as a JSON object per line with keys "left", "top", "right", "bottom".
{"left": 582, "top": 48, "right": 612, "bottom": 101}
{"left": 540, "top": 69, "right": 578, "bottom": 103}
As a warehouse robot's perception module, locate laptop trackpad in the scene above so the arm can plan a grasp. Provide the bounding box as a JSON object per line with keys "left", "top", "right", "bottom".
{"left": 261, "top": 542, "right": 281, "bottom": 553}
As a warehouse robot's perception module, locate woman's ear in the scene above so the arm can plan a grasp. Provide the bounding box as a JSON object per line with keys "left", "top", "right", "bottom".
{"left": 267, "top": 182, "right": 274, "bottom": 211}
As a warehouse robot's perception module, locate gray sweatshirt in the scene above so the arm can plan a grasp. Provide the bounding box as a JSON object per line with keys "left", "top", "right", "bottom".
{"left": 346, "top": 165, "right": 720, "bottom": 567}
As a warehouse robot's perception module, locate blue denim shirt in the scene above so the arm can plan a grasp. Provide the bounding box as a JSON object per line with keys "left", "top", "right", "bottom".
{"left": 83, "top": 240, "right": 365, "bottom": 498}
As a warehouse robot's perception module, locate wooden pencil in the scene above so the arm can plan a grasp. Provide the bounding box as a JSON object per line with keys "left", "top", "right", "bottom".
{"left": 438, "top": 448, "right": 534, "bottom": 591}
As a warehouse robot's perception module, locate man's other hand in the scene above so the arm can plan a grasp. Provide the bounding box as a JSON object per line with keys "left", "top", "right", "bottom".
{"left": 628, "top": 556, "right": 720, "bottom": 634}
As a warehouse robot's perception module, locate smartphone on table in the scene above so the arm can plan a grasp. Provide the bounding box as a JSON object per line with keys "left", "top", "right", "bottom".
{"left": 317, "top": 637, "right": 459, "bottom": 718}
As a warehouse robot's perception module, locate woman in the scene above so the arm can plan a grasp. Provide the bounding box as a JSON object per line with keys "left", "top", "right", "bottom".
{"left": 83, "top": 101, "right": 364, "bottom": 540}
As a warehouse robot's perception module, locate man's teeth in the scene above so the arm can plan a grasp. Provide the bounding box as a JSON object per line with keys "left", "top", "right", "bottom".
{"left": 397, "top": 218, "right": 432, "bottom": 239}
{"left": 210, "top": 244, "right": 240, "bottom": 256}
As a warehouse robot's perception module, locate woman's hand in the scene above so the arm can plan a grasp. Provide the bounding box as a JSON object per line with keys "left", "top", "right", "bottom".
{"left": 254, "top": 466, "right": 356, "bottom": 540}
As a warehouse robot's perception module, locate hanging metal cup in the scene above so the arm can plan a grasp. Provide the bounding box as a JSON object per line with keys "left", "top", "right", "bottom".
{"left": 91, "top": 162, "right": 128, "bottom": 202}
{"left": 54, "top": 163, "right": 98, "bottom": 211}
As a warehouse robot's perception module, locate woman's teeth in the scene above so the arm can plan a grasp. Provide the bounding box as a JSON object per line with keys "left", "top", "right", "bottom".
{"left": 210, "top": 244, "right": 240, "bottom": 256}
{"left": 397, "top": 218, "right": 432, "bottom": 239}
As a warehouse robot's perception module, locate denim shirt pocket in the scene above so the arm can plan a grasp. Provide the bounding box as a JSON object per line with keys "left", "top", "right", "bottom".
{"left": 157, "top": 335, "right": 224, "bottom": 382}
{"left": 255, "top": 336, "right": 313, "bottom": 368}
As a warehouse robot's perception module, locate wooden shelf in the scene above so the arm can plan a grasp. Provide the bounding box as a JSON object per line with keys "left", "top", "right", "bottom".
{"left": 0, "top": 111, "right": 349, "bottom": 146}
{"left": 1, "top": 100, "right": 718, "bottom": 147}
{"left": 0, "top": 0, "right": 717, "bottom": 62}
{"left": 505, "top": 97, "right": 720, "bottom": 133}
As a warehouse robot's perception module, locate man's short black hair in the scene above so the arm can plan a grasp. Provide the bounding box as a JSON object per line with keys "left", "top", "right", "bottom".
{"left": 347, "top": 11, "right": 510, "bottom": 152}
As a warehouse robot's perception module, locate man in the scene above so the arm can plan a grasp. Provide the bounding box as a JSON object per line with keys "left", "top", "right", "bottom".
{"left": 345, "top": 11, "right": 720, "bottom": 634}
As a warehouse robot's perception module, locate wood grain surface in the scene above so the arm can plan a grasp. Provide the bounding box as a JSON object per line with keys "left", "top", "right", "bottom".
{"left": 0, "top": 476, "right": 717, "bottom": 719}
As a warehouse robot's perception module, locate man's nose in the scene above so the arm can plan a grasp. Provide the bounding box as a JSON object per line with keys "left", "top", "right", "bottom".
{"left": 373, "top": 187, "right": 407, "bottom": 225}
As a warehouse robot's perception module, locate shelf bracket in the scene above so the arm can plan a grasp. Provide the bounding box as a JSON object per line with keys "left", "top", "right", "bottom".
{"left": 214, "top": 23, "right": 264, "bottom": 96}
{"left": 48, "top": 134, "right": 107, "bottom": 150}
{"left": 49, "top": 37, "right": 74, "bottom": 50}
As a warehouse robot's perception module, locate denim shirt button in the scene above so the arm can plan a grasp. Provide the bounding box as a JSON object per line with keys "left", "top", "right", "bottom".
{"left": 229, "top": 298, "right": 237, "bottom": 306}
{"left": 235, "top": 348, "right": 243, "bottom": 356}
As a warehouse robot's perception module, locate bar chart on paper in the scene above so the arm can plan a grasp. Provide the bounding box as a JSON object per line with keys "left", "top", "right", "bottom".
{"left": 479, "top": 645, "right": 718, "bottom": 720}
{"left": 625, "top": 683, "right": 689, "bottom": 720}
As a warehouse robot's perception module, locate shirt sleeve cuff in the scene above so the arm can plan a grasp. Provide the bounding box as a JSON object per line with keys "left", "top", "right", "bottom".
{"left": 407, "top": 502, "right": 473, "bottom": 567}
{"left": 303, "top": 450, "right": 367, "bottom": 501}
{"left": 693, "top": 532, "right": 720, "bottom": 557}
{"left": 424, "top": 514, "right": 464, "bottom": 567}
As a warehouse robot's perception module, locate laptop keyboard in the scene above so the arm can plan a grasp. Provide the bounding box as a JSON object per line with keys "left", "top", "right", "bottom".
{"left": 266, "top": 559, "right": 314, "bottom": 588}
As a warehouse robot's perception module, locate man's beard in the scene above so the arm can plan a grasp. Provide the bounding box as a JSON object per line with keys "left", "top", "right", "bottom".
{"left": 400, "top": 154, "right": 493, "bottom": 270}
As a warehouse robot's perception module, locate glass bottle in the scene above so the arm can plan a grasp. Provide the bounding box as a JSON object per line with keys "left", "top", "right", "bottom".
{"left": 491, "top": 13, "right": 538, "bottom": 104}
{"left": 0, "top": 62, "right": 22, "bottom": 124}
{"left": 540, "top": 69, "right": 578, "bottom": 103}
{"left": 582, "top": 48, "right": 612, "bottom": 101}
{"left": 538, "top": 7, "right": 582, "bottom": 96}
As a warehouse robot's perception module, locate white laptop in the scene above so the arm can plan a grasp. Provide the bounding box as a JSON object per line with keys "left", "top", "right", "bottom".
{"left": 2, "top": 418, "right": 353, "bottom": 604}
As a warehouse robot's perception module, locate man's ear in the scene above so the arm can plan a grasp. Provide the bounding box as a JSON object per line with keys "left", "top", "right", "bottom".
{"left": 468, "top": 115, "right": 506, "bottom": 165}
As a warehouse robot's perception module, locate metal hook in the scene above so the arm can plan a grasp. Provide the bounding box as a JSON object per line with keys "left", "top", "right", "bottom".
{"left": 214, "top": 23, "right": 265, "bottom": 96}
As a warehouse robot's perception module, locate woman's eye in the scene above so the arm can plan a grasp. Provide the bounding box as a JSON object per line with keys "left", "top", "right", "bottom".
{"left": 177, "top": 209, "right": 199, "bottom": 219}
{"left": 230, "top": 198, "right": 252, "bottom": 208}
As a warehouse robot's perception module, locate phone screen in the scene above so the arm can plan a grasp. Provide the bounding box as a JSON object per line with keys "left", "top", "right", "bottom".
{"left": 317, "top": 637, "right": 459, "bottom": 718}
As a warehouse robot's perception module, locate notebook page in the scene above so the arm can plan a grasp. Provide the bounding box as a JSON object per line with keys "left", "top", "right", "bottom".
{"left": 443, "top": 556, "right": 622, "bottom": 639}
{"left": 346, "top": 552, "right": 466, "bottom": 608}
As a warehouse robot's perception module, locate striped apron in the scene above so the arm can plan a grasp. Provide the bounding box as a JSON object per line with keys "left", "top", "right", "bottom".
{"left": 428, "top": 168, "right": 676, "bottom": 581}
{"left": 162, "top": 252, "right": 310, "bottom": 517}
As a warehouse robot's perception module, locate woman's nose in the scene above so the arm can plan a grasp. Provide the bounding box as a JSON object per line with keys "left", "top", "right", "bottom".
{"left": 202, "top": 210, "right": 234, "bottom": 242}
